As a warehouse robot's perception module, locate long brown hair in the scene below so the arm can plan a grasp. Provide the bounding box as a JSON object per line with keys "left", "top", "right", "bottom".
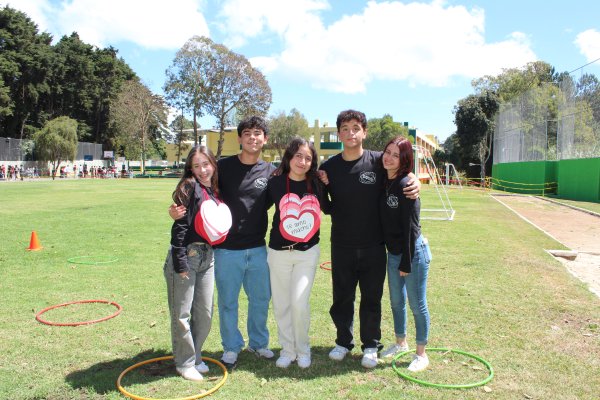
{"left": 383, "top": 136, "right": 413, "bottom": 179}
{"left": 274, "top": 137, "right": 322, "bottom": 197}
{"left": 172, "top": 146, "right": 219, "bottom": 205}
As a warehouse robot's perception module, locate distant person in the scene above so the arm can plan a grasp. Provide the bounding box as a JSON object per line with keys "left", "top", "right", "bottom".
{"left": 266, "top": 137, "right": 329, "bottom": 369}
{"left": 164, "top": 146, "right": 220, "bottom": 381}
{"left": 379, "top": 137, "right": 432, "bottom": 372}
{"left": 318, "top": 110, "right": 420, "bottom": 369}
{"left": 170, "top": 116, "right": 275, "bottom": 369}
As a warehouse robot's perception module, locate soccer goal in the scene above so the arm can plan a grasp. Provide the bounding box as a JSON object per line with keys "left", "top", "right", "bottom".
{"left": 414, "top": 145, "right": 456, "bottom": 221}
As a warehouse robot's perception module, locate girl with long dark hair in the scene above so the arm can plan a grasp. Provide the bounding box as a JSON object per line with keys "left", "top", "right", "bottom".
{"left": 266, "top": 137, "right": 327, "bottom": 369}
{"left": 379, "top": 137, "right": 432, "bottom": 372}
{"left": 164, "top": 146, "right": 219, "bottom": 381}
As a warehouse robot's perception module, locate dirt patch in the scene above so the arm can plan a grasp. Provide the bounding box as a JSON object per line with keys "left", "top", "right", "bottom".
{"left": 492, "top": 194, "right": 600, "bottom": 297}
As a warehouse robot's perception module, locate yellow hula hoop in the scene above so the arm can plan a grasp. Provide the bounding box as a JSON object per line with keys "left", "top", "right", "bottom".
{"left": 117, "top": 356, "right": 228, "bottom": 400}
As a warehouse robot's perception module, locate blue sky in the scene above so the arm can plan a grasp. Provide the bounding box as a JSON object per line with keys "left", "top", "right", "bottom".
{"left": 11, "top": 0, "right": 600, "bottom": 142}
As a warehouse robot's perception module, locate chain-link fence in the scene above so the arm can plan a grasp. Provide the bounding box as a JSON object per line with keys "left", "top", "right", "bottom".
{"left": 0, "top": 138, "right": 103, "bottom": 162}
{"left": 494, "top": 65, "right": 600, "bottom": 163}
{"left": 0, "top": 137, "right": 28, "bottom": 161}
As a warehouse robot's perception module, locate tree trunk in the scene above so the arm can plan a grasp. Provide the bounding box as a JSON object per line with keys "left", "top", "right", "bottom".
{"left": 216, "top": 116, "right": 226, "bottom": 158}
{"left": 176, "top": 110, "right": 184, "bottom": 166}
{"left": 141, "top": 131, "right": 146, "bottom": 175}
{"left": 193, "top": 108, "right": 198, "bottom": 147}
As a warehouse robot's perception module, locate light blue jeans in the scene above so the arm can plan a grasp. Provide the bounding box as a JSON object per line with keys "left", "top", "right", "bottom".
{"left": 387, "top": 235, "right": 431, "bottom": 345}
{"left": 164, "top": 242, "right": 214, "bottom": 369}
{"left": 214, "top": 246, "right": 271, "bottom": 353}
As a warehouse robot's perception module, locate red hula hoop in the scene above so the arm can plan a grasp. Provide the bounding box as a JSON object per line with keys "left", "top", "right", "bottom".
{"left": 35, "top": 299, "right": 123, "bottom": 326}
{"left": 319, "top": 261, "right": 332, "bottom": 271}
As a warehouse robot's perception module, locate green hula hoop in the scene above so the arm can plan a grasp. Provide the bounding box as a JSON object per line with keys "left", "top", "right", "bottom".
{"left": 392, "top": 348, "right": 493, "bottom": 389}
{"left": 67, "top": 256, "right": 119, "bottom": 265}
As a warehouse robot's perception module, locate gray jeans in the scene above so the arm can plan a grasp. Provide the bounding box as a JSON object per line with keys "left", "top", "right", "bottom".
{"left": 164, "top": 242, "right": 214, "bottom": 368}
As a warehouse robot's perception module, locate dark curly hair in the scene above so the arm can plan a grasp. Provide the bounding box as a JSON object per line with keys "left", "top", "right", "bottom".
{"left": 336, "top": 109, "right": 367, "bottom": 132}
{"left": 237, "top": 115, "right": 269, "bottom": 137}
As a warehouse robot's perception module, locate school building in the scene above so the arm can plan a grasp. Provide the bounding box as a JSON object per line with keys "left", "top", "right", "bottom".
{"left": 164, "top": 119, "right": 439, "bottom": 173}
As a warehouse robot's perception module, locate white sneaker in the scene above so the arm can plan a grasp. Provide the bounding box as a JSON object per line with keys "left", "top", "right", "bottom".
{"left": 195, "top": 361, "right": 209, "bottom": 374}
{"left": 248, "top": 347, "right": 275, "bottom": 359}
{"left": 275, "top": 355, "right": 294, "bottom": 368}
{"left": 361, "top": 348, "right": 378, "bottom": 369}
{"left": 297, "top": 355, "right": 311, "bottom": 369}
{"left": 221, "top": 351, "right": 238, "bottom": 368}
{"left": 407, "top": 354, "right": 429, "bottom": 372}
{"left": 176, "top": 366, "right": 203, "bottom": 381}
{"left": 329, "top": 345, "right": 349, "bottom": 361}
{"left": 381, "top": 343, "right": 409, "bottom": 358}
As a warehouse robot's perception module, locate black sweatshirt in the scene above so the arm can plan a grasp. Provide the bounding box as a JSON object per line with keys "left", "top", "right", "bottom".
{"left": 267, "top": 173, "right": 330, "bottom": 251}
{"left": 217, "top": 155, "right": 275, "bottom": 250}
{"left": 319, "top": 150, "right": 384, "bottom": 248}
{"left": 170, "top": 180, "right": 211, "bottom": 273}
{"left": 380, "top": 174, "right": 421, "bottom": 273}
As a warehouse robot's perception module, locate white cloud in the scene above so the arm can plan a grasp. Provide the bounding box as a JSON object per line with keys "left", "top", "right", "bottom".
{"left": 219, "top": 0, "right": 329, "bottom": 48}
{"left": 10, "top": 0, "right": 210, "bottom": 49}
{"left": 6, "top": 0, "right": 53, "bottom": 32}
{"left": 575, "top": 29, "right": 600, "bottom": 62}
{"left": 223, "top": 0, "right": 537, "bottom": 93}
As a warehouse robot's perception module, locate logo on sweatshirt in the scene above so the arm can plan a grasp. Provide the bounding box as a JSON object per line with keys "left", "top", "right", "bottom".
{"left": 254, "top": 177, "right": 268, "bottom": 189}
{"left": 359, "top": 171, "right": 376, "bottom": 184}
{"left": 387, "top": 194, "right": 399, "bottom": 208}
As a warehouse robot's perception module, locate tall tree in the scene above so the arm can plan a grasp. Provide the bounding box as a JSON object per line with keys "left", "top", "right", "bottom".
{"left": 363, "top": 114, "right": 408, "bottom": 151}
{"left": 472, "top": 61, "right": 557, "bottom": 102}
{"left": 111, "top": 80, "right": 168, "bottom": 174}
{"left": 453, "top": 90, "right": 499, "bottom": 181}
{"left": 90, "top": 46, "right": 136, "bottom": 145}
{"left": 0, "top": 6, "right": 53, "bottom": 139}
{"left": 267, "top": 109, "right": 310, "bottom": 158}
{"left": 169, "top": 114, "right": 193, "bottom": 165}
{"left": 33, "top": 116, "right": 78, "bottom": 180}
{"left": 206, "top": 46, "right": 271, "bottom": 157}
{"left": 164, "top": 36, "right": 214, "bottom": 146}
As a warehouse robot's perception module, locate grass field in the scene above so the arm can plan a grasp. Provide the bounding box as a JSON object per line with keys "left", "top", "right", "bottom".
{"left": 0, "top": 179, "right": 598, "bottom": 400}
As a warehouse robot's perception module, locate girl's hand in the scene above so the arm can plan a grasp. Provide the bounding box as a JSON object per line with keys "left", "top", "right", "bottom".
{"left": 403, "top": 173, "right": 421, "bottom": 199}
{"left": 317, "top": 170, "right": 329, "bottom": 185}
{"left": 179, "top": 271, "right": 189, "bottom": 280}
{"left": 169, "top": 204, "right": 187, "bottom": 220}
{"left": 400, "top": 271, "right": 410, "bottom": 277}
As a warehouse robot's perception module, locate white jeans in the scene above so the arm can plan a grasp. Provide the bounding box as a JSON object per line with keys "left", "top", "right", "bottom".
{"left": 267, "top": 245, "right": 320, "bottom": 359}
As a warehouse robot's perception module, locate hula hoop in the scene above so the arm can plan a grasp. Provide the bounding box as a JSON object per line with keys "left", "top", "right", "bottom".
{"left": 319, "top": 261, "right": 331, "bottom": 271}
{"left": 117, "top": 356, "right": 228, "bottom": 400}
{"left": 392, "top": 348, "right": 493, "bottom": 389}
{"left": 67, "top": 255, "right": 119, "bottom": 265}
{"left": 35, "top": 299, "right": 123, "bottom": 326}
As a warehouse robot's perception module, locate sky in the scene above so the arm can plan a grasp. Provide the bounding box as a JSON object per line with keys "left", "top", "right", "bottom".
{"left": 9, "top": 0, "right": 600, "bottom": 142}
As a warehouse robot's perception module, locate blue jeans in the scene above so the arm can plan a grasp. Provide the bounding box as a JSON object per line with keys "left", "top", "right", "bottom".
{"left": 214, "top": 246, "right": 271, "bottom": 353}
{"left": 387, "top": 235, "right": 431, "bottom": 345}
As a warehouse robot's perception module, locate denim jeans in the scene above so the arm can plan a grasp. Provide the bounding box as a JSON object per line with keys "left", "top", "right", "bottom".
{"left": 214, "top": 246, "right": 271, "bottom": 353}
{"left": 386, "top": 235, "right": 431, "bottom": 345}
{"left": 164, "top": 242, "right": 214, "bottom": 368}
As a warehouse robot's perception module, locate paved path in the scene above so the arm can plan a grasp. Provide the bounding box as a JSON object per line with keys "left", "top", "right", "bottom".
{"left": 492, "top": 194, "right": 600, "bottom": 297}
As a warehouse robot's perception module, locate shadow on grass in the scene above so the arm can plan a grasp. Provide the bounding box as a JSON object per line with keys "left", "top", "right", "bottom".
{"left": 65, "top": 348, "right": 175, "bottom": 395}
{"left": 65, "top": 345, "right": 399, "bottom": 396}
{"left": 228, "top": 345, "right": 395, "bottom": 380}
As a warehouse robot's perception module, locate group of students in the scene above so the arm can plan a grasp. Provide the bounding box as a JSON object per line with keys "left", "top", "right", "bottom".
{"left": 163, "top": 110, "right": 432, "bottom": 382}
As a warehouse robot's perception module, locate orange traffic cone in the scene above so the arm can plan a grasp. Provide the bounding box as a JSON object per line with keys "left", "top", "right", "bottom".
{"left": 27, "top": 231, "right": 43, "bottom": 251}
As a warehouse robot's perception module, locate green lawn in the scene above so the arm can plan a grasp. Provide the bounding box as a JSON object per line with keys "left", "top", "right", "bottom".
{"left": 0, "top": 180, "right": 598, "bottom": 400}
